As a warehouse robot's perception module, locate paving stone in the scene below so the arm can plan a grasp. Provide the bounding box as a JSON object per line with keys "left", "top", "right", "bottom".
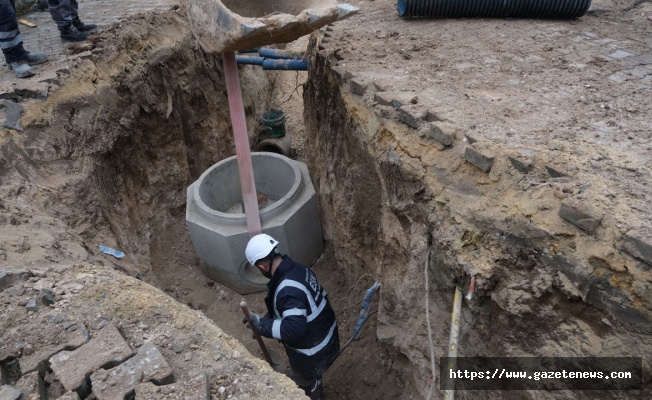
{"left": 0, "top": 385, "right": 21, "bottom": 400}
{"left": 465, "top": 144, "right": 495, "bottom": 172}
{"left": 509, "top": 156, "right": 534, "bottom": 174}
{"left": 397, "top": 105, "right": 423, "bottom": 129}
{"left": 425, "top": 110, "right": 442, "bottom": 122}
{"left": 2, "top": 100, "right": 23, "bottom": 131}
{"left": 20, "top": 322, "right": 89, "bottom": 374}
{"left": 621, "top": 229, "right": 652, "bottom": 267}
{"left": 373, "top": 92, "right": 393, "bottom": 106}
{"left": 545, "top": 165, "right": 567, "bottom": 178}
{"left": 628, "top": 53, "right": 652, "bottom": 66}
{"left": 608, "top": 50, "right": 634, "bottom": 59}
{"left": 14, "top": 80, "right": 49, "bottom": 100}
{"left": 49, "top": 324, "right": 133, "bottom": 392}
{"left": 624, "top": 66, "right": 652, "bottom": 78}
{"left": 585, "top": 284, "right": 650, "bottom": 332}
{"left": 90, "top": 341, "right": 173, "bottom": 400}
{"left": 135, "top": 371, "right": 210, "bottom": 400}
{"left": 558, "top": 199, "right": 603, "bottom": 233}
{"left": 349, "top": 78, "right": 367, "bottom": 96}
{"left": 425, "top": 122, "right": 455, "bottom": 146}
{"left": 15, "top": 371, "right": 40, "bottom": 400}
{"left": 329, "top": 66, "right": 347, "bottom": 84}
{"left": 608, "top": 72, "right": 629, "bottom": 83}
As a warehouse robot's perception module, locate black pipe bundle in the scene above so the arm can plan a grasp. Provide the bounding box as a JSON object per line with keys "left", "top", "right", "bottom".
{"left": 397, "top": 0, "right": 592, "bottom": 19}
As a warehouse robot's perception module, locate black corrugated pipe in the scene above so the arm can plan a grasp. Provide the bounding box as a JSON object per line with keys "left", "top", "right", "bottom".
{"left": 397, "top": 0, "right": 592, "bottom": 18}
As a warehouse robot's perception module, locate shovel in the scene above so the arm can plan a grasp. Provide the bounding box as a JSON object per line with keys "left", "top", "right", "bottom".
{"left": 240, "top": 300, "right": 281, "bottom": 369}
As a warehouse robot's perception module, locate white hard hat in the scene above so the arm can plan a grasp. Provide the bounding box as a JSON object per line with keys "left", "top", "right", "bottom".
{"left": 245, "top": 234, "right": 279, "bottom": 266}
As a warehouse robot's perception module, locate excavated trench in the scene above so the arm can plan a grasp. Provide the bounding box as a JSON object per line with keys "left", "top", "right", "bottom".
{"left": 3, "top": 8, "right": 652, "bottom": 400}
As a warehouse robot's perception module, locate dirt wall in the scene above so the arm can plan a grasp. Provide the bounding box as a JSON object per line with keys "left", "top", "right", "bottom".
{"left": 303, "top": 34, "right": 652, "bottom": 399}
{"left": 1, "top": 12, "right": 273, "bottom": 278}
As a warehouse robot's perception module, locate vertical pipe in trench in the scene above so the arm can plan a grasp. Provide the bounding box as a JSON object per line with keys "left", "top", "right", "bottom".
{"left": 444, "top": 286, "right": 463, "bottom": 400}
{"left": 222, "top": 51, "right": 262, "bottom": 237}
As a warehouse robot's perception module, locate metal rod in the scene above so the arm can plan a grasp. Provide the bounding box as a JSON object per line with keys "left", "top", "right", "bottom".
{"left": 444, "top": 286, "right": 463, "bottom": 400}
{"left": 240, "top": 300, "right": 274, "bottom": 366}
{"left": 222, "top": 52, "right": 262, "bottom": 237}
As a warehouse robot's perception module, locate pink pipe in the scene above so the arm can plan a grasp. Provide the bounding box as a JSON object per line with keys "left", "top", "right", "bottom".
{"left": 222, "top": 51, "right": 262, "bottom": 237}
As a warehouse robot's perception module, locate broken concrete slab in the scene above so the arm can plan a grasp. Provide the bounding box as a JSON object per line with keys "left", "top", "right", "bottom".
{"left": 14, "top": 80, "right": 49, "bottom": 100}
{"left": 187, "top": 0, "right": 359, "bottom": 53}
{"left": 465, "top": 144, "right": 495, "bottom": 172}
{"left": 622, "top": 229, "right": 652, "bottom": 267}
{"left": 135, "top": 371, "right": 210, "bottom": 400}
{"left": 19, "top": 322, "right": 89, "bottom": 374}
{"left": 558, "top": 199, "right": 603, "bottom": 233}
{"left": 0, "top": 385, "right": 21, "bottom": 400}
{"left": 397, "top": 105, "right": 423, "bottom": 129}
{"left": 49, "top": 324, "right": 133, "bottom": 392}
{"left": 90, "top": 341, "right": 173, "bottom": 400}
{"left": 2, "top": 100, "right": 23, "bottom": 131}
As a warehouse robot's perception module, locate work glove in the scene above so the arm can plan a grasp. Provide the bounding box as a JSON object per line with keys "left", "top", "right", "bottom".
{"left": 242, "top": 312, "right": 262, "bottom": 332}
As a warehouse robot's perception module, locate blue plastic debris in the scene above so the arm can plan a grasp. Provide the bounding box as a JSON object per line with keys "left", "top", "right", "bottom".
{"left": 99, "top": 245, "right": 124, "bottom": 259}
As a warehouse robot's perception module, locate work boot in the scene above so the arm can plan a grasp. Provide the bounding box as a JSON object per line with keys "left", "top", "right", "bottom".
{"left": 25, "top": 52, "right": 48, "bottom": 66}
{"left": 72, "top": 17, "right": 97, "bottom": 32}
{"left": 31, "top": 0, "right": 48, "bottom": 11}
{"left": 8, "top": 61, "right": 35, "bottom": 78}
{"left": 59, "top": 24, "right": 89, "bottom": 42}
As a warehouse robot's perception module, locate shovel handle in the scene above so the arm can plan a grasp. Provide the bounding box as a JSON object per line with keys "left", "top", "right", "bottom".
{"left": 240, "top": 300, "right": 274, "bottom": 366}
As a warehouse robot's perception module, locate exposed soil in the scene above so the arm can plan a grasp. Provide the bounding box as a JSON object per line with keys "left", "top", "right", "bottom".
{"left": 1, "top": 0, "right": 652, "bottom": 399}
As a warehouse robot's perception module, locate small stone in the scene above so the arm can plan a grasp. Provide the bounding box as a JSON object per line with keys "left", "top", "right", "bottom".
{"left": 40, "top": 288, "right": 55, "bottom": 305}
{"left": 172, "top": 340, "right": 183, "bottom": 353}
{"left": 410, "top": 96, "right": 418, "bottom": 104}
{"left": 2, "top": 100, "right": 23, "bottom": 131}
{"left": 25, "top": 299, "right": 38, "bottom": 311}
{"left": 232, "top": 351, "right": 241, "bottom": 359}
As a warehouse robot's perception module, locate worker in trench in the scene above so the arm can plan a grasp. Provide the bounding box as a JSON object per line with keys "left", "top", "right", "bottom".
{"left": 244, "top": 234, "right": 340, "bottom": 400}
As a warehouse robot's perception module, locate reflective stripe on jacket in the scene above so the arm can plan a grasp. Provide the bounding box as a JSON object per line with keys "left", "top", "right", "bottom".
{"left": 258, "top": 255, "right": 339, "bottom": 376}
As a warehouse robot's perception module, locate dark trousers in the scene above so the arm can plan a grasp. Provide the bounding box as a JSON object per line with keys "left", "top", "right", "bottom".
{"left": 0, "top": 0, "right": 27, "bottom": 63}
{"left": 287, "top": 370, "right": 323, "bottom": 400}
{"left": 47, "top": 0, "right": 78, "bottom": 28}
